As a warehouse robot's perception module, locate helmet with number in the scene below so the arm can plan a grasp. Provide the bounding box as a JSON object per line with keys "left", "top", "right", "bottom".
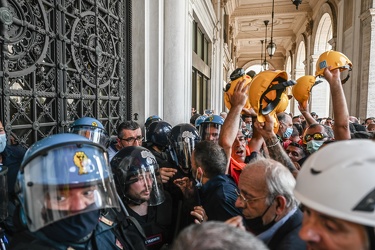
{"left": 110, "top": 146, "right": 165, "bottom": 206}
{"left": 17, "top": 133, "right": 119, "bottom": 232}
{"left": 249, "top": 70, "right": 296, "bottom": 132}
{"left": 69, "top": 117, "right": 109, "bottom": 147}
{"left": 294, "top": 140, "right": 375, "bottom": 228}
{"left": 224, "top": 68, "right": 252, "bottom": 111}
{"left": 199, "top": 115, "right": 224, "bottom": 143}
{"left": 146, "top": 121, "right": 172, "bottom": 149}
{"left": 145, "top": 115, "right": 162, "bottom": 130}
{"left": 292, "top": 75, "right": 323, "bottom": 106}
{"left": 315, "top": 50, "right": 352, "bottom": 82}
{"left": 194, "top": 115, "right": 207, "bottom": 129}
{"left": 169, "top": 123, "right": 200, "bottom": 171}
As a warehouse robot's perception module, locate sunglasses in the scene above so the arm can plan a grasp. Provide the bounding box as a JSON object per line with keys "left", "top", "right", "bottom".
{"left": 304, "top": 132, "right": 327, "bottom": 143}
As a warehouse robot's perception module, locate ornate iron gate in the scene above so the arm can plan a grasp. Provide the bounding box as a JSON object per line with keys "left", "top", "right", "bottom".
{"left": 0, "top": 0, "right": 132, "bottom": 147}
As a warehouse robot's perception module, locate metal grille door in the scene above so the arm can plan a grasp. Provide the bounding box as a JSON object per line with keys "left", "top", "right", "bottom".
{"left": 0, "top": 0, "right": 131, "bottom": 147}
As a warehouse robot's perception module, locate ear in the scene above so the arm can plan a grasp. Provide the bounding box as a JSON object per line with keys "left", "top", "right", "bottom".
{"left": 274, "top": 195, "right": 287, "bottom": 215}
{"left": 197, "top": 167, "right": 204, "bottom": 177}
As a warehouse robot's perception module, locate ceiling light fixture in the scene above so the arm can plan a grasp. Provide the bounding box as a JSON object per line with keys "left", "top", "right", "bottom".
{"left": 263, "top": 20, "right": 269, "bottom": 70}
{"left": 291, "top": 0, "right": 302, "bottom": 10}
{"left": 260, "top": 40, "right": 264, "bottom": 71}
{"left": 267, "top": 0, "right": 276, "bottom": 58}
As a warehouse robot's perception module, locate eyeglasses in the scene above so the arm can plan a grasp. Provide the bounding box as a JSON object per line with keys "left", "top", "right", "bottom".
{"left": 119, "top": 136, "right": 144, "bottom": 144}
{"left": 304, "top": 132, "right": 327, "bottom": 143}
{"left": 235, "top": 188, "right": 267, "bottom": 204}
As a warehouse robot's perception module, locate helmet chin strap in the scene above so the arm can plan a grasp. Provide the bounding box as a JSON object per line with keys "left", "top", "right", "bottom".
{"left": 124, "top": 195, "right": 148, "bottom": 206}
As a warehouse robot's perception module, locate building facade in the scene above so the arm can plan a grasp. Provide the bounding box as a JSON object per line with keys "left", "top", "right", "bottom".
{"left": 1, "top": 0, "right": 375, "bottom": 146}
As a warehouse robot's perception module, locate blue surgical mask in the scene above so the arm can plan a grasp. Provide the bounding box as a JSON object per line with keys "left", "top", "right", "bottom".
{"left": 245, "top": 123, "right": 251, "bottom": 131}
{"left": 283, "top": 127, "right": 293, "bottom": 139}
{"left": 0, "top": 134, "right": 6, "bottom": 153}
{"left": 306, "top": 140, "right": 324, "bottom": 154}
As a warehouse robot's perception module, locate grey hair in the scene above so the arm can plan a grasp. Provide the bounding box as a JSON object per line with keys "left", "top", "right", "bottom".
{"left": 245, "top": 158, "right": 299, "bottom": 209}
{"left": 171, "top": 221, "right": 268, "bottom": 250}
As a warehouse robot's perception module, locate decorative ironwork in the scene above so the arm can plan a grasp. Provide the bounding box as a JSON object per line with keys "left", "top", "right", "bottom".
{"left": 0, "top": 0, "right": 132, "bottom": 147}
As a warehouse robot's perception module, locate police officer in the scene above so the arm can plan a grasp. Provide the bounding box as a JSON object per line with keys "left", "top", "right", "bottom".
{"left": 111, "top": 146, "right": 173, "bottom": 250}
{"left": 145, "top": 121, "right": 177, "bottom": 184}
{"left": 9, "top": 133, "right": 138, "bottom": 249}
{"left": 69, "top": 117, "right": 109, "bottom": 147}
{"left": 199, "top": 115, "right": 224, "bottom": 143}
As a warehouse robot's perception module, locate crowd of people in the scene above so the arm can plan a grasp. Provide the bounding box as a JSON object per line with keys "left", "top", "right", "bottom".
{"left": 0, "top": 50, "right": 374, "bottom": 250}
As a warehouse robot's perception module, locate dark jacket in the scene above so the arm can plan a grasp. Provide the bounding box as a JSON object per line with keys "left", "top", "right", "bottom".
{"left": 200, "top": 174, "right": 242, "bottom": 221}
{"left": 9, "top": 208, "right": 144, "bottom": 250}
{"left": 126, "top": 193, "right": 174, "bottom": 250}
{"left": 2, "top": 144, "right": 26, "bottom": 195}
{"left": 267, "top": 209, "right": 306, "bottom": 250}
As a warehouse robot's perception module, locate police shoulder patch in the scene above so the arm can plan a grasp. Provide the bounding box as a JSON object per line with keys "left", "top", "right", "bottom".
{"left": 99, "top": 215, "right": 114, "bottom": 226}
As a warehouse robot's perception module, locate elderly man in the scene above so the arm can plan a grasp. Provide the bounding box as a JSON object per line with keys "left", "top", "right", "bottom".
{"left": 276, "top": 112, "right": 294, "bottom": 147}
{"left": 294, "top": 140, "right": 375, "bottom": 250}
{"left": 235, "top": 158, "right": 306, "bottom": 250}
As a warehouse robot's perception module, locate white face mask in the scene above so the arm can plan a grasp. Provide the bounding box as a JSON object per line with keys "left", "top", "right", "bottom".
{"left": 0, "top": 134, "right": 6, "bottom": 153}
{"left": 195, "top": 169, "right": 203, "bottom": 189}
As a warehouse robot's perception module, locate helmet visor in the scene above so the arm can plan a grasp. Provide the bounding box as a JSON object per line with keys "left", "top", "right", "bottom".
{"left": 71, "top": 126, "right": 109, "bottom": 147}
{"left": 19, "top": 144, "right": 119, "bottom": 232}
{"left": 200, "top": 124, "right": 221, "bottom": 143}
{"left": 125, "top": 162, "right": 165, "bottom": 206}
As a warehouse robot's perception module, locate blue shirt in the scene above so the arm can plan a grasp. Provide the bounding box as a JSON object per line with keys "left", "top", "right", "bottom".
{"left": 200, "top": 174, "right": 242, "bottom": 221}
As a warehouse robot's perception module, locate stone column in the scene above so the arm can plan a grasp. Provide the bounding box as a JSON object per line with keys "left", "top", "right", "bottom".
{"left": 359, "top": 8, "right": 375, "bottom": 118}
{"left": 132, "top": 0, "right": 164, "bottom": 129}
{"left": 163, "top": 0, "right": 191, "bottom": 126}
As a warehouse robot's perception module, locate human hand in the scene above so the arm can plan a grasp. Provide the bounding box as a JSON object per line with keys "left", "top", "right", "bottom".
{"left": 159, "top": 167, "right": 177, "bottom": 183}
{"left": 225, "top": 216, "right": 246, "bottom": 231}
{"left": 298, "top": 100, "right": 308, "bottom": 113}
{"left": 253, "top": 114, "right": 276, "bottom": 139}
{"left": 191, "top": 206, "right": 208, "bottom": 224}
{"left": 323, "top": 66, "right": 341, "bottom": 84}
{"left": 173, "top": 177, "right": 194, "bottom": 198}
{"left": 242, "top": 107, "right": 257, "bottom": 117}
{"left": 226, "top": 79, "right": 249, "bottom": 110}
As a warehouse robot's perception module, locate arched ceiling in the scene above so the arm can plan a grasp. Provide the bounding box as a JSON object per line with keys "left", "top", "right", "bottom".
{"left": 226, "top": 0, "right": 317, "bottom": 65}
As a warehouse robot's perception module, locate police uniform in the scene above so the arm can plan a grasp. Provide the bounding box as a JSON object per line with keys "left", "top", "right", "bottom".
{"left": 125, "top": 193, "right": 173, "bottom": 250}
{"left": 10, "top": 208, "right": 146, "bottom": 250}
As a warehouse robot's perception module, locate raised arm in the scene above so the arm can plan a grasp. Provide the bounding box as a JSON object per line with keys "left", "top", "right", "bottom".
{"left": 298, "top": 101, "right": 318, "bottom": 126}
{"left": 323, "top": 67, "right": 350, "bottom": 140}
{"left": 219, "top": 80, "right": 248, "bottom": 168}
{"left": 253, "top": 114, "right": 298, "bottom": 177}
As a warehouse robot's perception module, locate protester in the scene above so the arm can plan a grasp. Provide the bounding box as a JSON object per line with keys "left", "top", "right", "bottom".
{"left": 294, "top": 140, "right": 375, "bottom": 250}
{"left": 171, "top": 221, "right": 268, "bottom": 250}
